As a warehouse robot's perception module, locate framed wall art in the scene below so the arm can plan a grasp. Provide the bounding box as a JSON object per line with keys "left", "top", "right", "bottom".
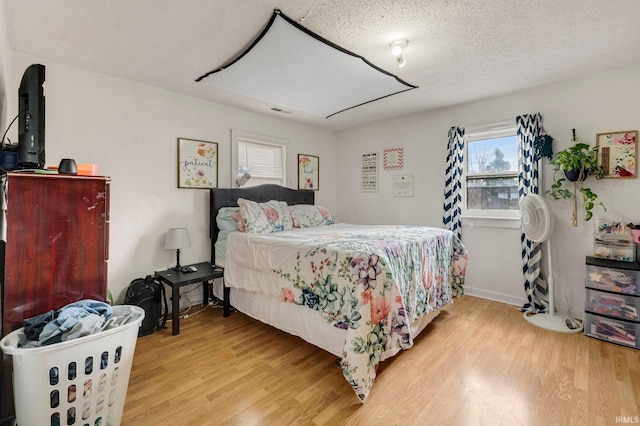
{"left": 298, "top": 154, "right": 319, "bottom": 190}
{"left": 177, "top": 138, "right": 218, "bottom": 188}
{"left": 361, "top": 152, "right": 378, "bottom": 192}
{"left": 393, "top": 174, "right": 414, "bottom": 197}
{"left": 596, "top": 130, "right": 638, "bottom": 178}
{"left": 383, "top": 147, "right": 403, "bottom": 170}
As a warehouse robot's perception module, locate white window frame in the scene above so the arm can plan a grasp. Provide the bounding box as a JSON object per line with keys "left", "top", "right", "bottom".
{"left": 231, "top": 129, "right": 288, "bottom": 187}
{"left": 462, "top": 121, "right": 519, "bottom": 220}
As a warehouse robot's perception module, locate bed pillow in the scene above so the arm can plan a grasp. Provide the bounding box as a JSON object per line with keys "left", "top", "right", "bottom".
{"left": 216, "top": 207, "right": 242, "bottom": 233}
{"left": 231, "top": 211, "right": 246, "bottom": 232}
{"left": 289, "top": 204, "right": 334, "bottom": 228}
{"left": 238, "top": 198, "right": 293, "bottom": 233}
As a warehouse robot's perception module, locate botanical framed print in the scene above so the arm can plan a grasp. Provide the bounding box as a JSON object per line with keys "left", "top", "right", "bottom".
{"left": 596, "top": 130, "right": 638, "bottom": 178}
{"left": 177, "top": 138, "right": 218, "bottom": 188}
{"left": 298, "top": 154, "right": 319, "bottom": 190}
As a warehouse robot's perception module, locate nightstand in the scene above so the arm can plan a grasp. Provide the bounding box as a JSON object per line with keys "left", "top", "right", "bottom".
{"left": 154, "top": 262, "right": 224, "bottom": 335}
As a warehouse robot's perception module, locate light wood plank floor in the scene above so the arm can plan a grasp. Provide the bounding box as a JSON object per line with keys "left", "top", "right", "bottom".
{"left": 122, "top": 296, "right": 640, "bottom": 425}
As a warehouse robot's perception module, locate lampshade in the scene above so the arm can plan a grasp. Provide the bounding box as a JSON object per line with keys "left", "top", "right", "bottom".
{"left": 164, "top": 228, "right": 191, "bottom": 250}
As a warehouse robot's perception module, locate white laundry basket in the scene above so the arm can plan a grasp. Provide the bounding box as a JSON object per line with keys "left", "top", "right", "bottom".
{"left": 0, "top": 305, "right": 144, "bottom": 426}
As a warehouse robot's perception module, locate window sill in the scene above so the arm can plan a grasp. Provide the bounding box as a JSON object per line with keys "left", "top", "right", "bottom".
{"left": 461, "top": 215, "right": 521, "bottom": 229}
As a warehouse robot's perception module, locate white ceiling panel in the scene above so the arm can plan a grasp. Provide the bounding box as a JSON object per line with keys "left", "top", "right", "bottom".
{"left": 197, "top": 11, "right": 416, "bottom": 118}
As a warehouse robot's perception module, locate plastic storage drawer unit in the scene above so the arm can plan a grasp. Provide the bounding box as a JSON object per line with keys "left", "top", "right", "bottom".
{"left": 585, "top": 257, "right": 640, "bottom": 296}
{"left": 585, "top": 257, "right": 640, "bottom": 350}
{"left": 585, "top": 288, "right": 639, "bottom": 322}
{"left": 584, "top": 312, "right": 639, "bottom": 349}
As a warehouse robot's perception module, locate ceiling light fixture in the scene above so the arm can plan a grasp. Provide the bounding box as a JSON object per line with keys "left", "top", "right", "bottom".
{"left": 390, "top": 39, "right": 408, "bottom": 68}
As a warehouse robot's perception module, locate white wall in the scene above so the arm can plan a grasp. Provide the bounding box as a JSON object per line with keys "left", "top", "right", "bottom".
{"left": 6, "top": 52, "right": 338, "bottom": 303}
{"left": 0, "top": 4, "right": 10, "bottom": 129}
{"left": 336, "top": 64, "right": 640, "bottom": 316}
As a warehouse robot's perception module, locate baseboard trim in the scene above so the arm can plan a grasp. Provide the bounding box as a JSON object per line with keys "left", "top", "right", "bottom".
{"left": 464, "top": 287, "right": 526, "bottom": 307}
{"left": 464, "top": 287, "right": 584, "bottom": 320}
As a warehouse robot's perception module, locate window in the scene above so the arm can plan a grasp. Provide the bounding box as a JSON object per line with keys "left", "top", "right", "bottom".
{"left": 231, "top": 130, "right": 287, "bottom": 187}
{"left": 463, "top": 122, "right": 518, "bottom": 218}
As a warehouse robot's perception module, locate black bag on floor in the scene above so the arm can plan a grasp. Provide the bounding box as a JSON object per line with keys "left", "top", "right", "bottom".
{"left": 124, "top": 275, "right": 168, "bottom": 336}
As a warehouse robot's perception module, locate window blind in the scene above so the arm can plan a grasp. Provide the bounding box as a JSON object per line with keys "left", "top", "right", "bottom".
{"left": 238, "top": 139, "right": 285, "bottom": 185}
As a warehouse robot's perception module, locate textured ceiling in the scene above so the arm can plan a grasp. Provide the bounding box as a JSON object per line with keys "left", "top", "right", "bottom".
{"left": 4, "top": 0, "right": 640, "bottom": 131}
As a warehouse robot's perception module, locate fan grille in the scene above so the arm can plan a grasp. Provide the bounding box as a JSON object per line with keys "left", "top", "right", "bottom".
{"left": 520, "top": 194, "right": 552, "bottom": 242}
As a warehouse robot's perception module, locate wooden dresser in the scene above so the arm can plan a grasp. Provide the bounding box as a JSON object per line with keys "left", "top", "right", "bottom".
{"left": 0, "top": 172, "right": 110, "bottom": 423}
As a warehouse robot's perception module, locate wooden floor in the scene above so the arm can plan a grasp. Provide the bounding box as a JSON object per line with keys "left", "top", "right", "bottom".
{"left": 122, "top": 296, "right": 640, "bottom": 425}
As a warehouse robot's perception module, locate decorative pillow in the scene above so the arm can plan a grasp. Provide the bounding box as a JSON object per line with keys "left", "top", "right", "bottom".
{"left": 215, "top": 207, "right": 245, "bottom": 256}
{"left": 289, "top": 204, "right": 334, "bottom": 228}
{"left": 238, "top": 198, "right": 293, "bottom": 233}
{"left": 231, "top": 211, "right": 246, "bottom": 232}
{"left": 216, "top": 207, "right": 241, "bottom": 233}
{"left": 278, "top": 201, "right": 294, "bottom": 230}
{"left": 216, "top": 207, "right": 240, "bottom": 232}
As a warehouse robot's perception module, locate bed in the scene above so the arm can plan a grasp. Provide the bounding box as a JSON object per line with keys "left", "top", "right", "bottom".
{"left": 209, "top": 184, "right": 467, "bottom": 402}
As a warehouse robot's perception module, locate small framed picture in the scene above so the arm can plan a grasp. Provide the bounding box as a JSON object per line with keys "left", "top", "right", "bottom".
{"left": 298, "top": 154, "right": 319, "bottom": 190}
{"left": 177, "top": 138, "right": 218, "bottom": 188}
{"left": 383, "top": 147, "right": 403, "bottom": 170}
{"left": 596, "top": 130, "right": 638, "bottom": 178}
{"left": 361, "top": 152, "right": 378, "bottom": 192}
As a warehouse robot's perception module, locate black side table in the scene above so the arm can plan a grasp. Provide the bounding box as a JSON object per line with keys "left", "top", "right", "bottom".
{"left": 155, "top": 262, "right": 224, "bottom": 335}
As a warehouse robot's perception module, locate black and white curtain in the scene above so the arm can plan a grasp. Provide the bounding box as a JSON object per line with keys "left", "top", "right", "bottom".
{"left": 443, "top": 127, "right": 465, "bottom": 240}
{"left": 517, "top": 113, "right": 547, "bottom": 312}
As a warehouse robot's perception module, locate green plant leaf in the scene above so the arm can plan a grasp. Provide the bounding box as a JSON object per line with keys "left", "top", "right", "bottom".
{"left": 549, "top": 139, "right": 606, "bottom": 223}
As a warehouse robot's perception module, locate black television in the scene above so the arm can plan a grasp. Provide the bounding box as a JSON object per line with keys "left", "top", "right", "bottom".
{"left": 18, "top": 64, "right": 45, "bottom": 169}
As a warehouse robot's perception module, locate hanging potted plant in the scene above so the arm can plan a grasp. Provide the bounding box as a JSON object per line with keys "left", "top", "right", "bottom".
{"left": 547, "top": 131, "right": 605, "bottom": 225}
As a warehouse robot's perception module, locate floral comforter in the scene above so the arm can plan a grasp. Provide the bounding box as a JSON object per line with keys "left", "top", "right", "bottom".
{"left": 224, "top": 223, "right": 467, "bottom": 402}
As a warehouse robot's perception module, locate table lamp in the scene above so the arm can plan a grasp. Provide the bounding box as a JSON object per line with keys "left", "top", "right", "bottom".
{"left": 164, "top": 227, "right": 191, "bottom": 271}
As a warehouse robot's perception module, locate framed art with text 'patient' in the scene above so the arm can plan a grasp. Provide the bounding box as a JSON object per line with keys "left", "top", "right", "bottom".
{"left": 177, "top": 138, "right": 218, "bottom": 188}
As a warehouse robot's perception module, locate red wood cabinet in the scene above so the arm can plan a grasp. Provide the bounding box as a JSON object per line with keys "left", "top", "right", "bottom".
{"left": 0, "top": 172, "right": 110, "bottom": 422}
{"left": 1, "top": 173, "right": 110, "bottom": 334}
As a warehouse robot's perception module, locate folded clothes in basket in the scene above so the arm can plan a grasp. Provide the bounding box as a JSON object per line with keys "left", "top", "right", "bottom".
{"left": 20, "top": 300, "right": 115, "bottom": 348}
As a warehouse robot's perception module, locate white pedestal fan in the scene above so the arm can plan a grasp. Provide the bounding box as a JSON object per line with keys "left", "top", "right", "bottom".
{"left": 521, "top": 194, "right": 583, "bottom": 333}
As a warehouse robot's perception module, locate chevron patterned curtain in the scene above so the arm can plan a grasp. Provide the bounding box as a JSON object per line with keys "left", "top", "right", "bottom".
{"left": 443, "top": 127, "right": 465, "bottom": 240}
{"left": 517, "top": 113, "right": 547, "bottom": 312}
